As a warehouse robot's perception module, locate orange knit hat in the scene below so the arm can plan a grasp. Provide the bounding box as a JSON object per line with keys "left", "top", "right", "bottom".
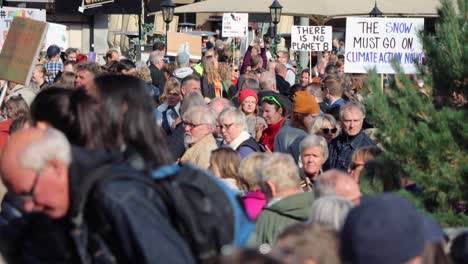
{"left": 293, "top": 90, "right": 320, "bottom": 114}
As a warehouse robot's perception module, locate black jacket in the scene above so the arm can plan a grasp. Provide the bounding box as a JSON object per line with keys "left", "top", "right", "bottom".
{"left": 68, "top": 147, "right": 195, "bottom": 264}
{"left": 149, "top": 64, "right": 166, "bottom": 90}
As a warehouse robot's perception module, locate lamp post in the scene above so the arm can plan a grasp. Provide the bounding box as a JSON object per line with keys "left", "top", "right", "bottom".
{"left": 269, "top": 0, "right": 282, "bottom": 38}
{"left": 369, "top": 1, "right": 383, "bottom": 17}
{"left": 161, "top": 0, "right": 176, "bottom": 55}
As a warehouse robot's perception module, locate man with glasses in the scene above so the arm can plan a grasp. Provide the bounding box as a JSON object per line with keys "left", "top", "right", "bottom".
{"left": 0, "top": 128, "right": 195, "bottom": 263}
{"left": 325, "top": 102, "right": 376, "bottom": 171}
{"left": 180, "top": 106, "right": 218, "bottom": 170}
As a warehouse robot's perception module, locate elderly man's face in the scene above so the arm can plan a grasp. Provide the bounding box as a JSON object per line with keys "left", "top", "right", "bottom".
{"left": 341, "top": 107, "right": 364, "bottom": 136}
{"left": 0, "top": 131, "right": 70, "bottom": 219}
{"left": 220, "top": 115, "right": 243, "bottom": 144}
{"left": 184, "top": 117, "right": 211, "bottom": 146}
{"left": 182, "top": 80, "right": 201, "bottom": 96}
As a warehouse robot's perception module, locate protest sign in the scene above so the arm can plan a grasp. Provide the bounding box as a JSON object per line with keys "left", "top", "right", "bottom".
{"left": 45, "top": 22, "right": 68, "bottom": 51}
{"left": 0, "top": 7, "right": 46, "bottom": 51}
{"left": 222, "top": 13, "right": 248, "bottom": 38}
{"left": 291, "top": 26, "right": 332, "bottom": 52}
{"left": 344, "top": 17, "right": 424, "bottom": 74}
{"left": 0, "top": 17, "right": 48, "bottom": 85}
{"left": 167, "top": 32, "right": 202, "bottom": 60}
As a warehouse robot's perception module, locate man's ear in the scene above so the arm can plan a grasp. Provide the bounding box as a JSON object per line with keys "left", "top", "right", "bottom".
{"left": 48, "top": 159, "right": 68, "bottom": 181}
{"left": 266, "top": 181, "right": 277, "bottom": 198}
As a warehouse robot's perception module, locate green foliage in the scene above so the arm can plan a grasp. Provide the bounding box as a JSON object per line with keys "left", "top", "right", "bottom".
{"left": 421, "top": 0, "right": 468, "bottom": 96}
{"left": 361, "top": 0, "right": 468, "bottom": 226}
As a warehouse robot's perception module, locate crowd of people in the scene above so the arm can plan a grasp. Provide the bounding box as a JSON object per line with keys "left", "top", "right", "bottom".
{"left": 0, "top": 34, "right": 466, "bottom": 264}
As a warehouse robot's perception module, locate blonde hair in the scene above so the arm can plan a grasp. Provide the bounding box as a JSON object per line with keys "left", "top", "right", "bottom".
{"left": 136, "top": 66, "right": 152, "bottom": 82}
{"left": 238, "top": 152, "right": 267, "bottom": 191}
{"left": 258, "top": 153, "right": 301, "bottom": 193}
{"left": 203, "top": 59, "right": 221, "bottom": 84}
{"left": 309, "top": 114, "right": 339, "bottom": 135}
{"left": 218, "top": 62, "right": 232, "bottom": 82}
{"left": 160, "top": 77, "right": 181, "bottom": 103}
{"left": 351, "top": 146, "right": 382, "bottom": 164}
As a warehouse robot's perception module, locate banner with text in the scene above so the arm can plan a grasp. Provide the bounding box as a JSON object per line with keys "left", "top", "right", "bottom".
{"left": 291, "top": 26, "right": 332, "bottom": 52}
{"left": 344, "top": 17, "right": 424, "bottom": 74}
{"left": 222, "top": 13, "right": 248, "bottom": 38}
{"left": 83, "top": 0, "right": 115, "bottom": 9}
{"left": 0, "top": 7, "right": 46, "bottom": 51}
{"left": 0, "top": 17, "right": 48, "bottom": 85}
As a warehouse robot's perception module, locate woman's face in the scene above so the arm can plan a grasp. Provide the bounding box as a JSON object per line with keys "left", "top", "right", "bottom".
{"left": 301, "top": 146, "right": 326, "bottom": 179}
{"left": 300, "top": 72, "right": 310, "bottom": 86}
{"left": 166, "top": 89, "right": 181, "bottom": 106}
{"left": 262, "top": 102, "right": 283, "bottom": 125}
{"left": 241, "top": 96, "right": 257, "bottom": 115}
{"left": 232, "top": 66, "right": 240, "bottom": 79}
{"left": 316, "top": 120, "right": 338, "bottom": 143}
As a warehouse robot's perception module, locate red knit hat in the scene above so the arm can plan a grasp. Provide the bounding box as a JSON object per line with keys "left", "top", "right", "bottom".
{"left": 239, "top": 89, "right": 258, "bottom": 105}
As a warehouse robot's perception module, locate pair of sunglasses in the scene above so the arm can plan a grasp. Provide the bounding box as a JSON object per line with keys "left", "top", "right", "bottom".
{"left": 349, "top": 162, "right": 364, "bottom": 170}
{"left": 262, "top": 96, "right": 282, "bottom": 108}
{"left": 321, "top": 128, "right": 337, "bottom": 134}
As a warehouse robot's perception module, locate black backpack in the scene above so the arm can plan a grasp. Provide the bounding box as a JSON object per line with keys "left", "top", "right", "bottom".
{"left": 72, "top": 163, "right": 255, "bottom": 264}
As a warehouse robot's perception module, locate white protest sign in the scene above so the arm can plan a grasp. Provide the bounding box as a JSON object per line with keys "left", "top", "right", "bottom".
{"left": 222, "top": 13, "right": 248, "bottom": 38}
{"left": 344, "top": 17, "right": 424, "bottom": 74}
{"left": 291, "top": 26, "right": 332, "bottom": 52}
{"left": 0, "top": 7, "right": 46, "bottom": 51}
{"left": 45, "top": 23, "right": 68, "bottom": 51}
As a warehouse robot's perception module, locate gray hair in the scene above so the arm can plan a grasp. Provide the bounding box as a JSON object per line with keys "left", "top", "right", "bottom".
{"left": 21, "top": 128, "right": 72, "bottom": 171}
{"left": 259, "top": 71, "right": 276, "bottom": 91}
{"left": 300, "top": 135, "right": 329, "bottom": 160}
{"left": 258, "top": 153, "right": 301, "bottom": 193}
{"left": 309, "top": 195, "right": 353, "bottom": 231}
{"left": 218, "top": 107, "right": 247, "bottom": 131}
{"left": 150, "top": 50, "right": 165, "bottom": 65}
{"left": 315, "top": 170, "right": 341, "bottom": 199}
{"left": 309, "top": 114, "right": 339, "bottom": 136}
{"left": 208, "top": 98, "right": 234, "bottom": 117}
{"left": 183, "top": 106, "right": 217, "bottom": 133}
{"left": 180, "top": 91, "right": 205, "bottom": 116}
{"left": 339, "top": 101, "right": 366, "bottom": 121}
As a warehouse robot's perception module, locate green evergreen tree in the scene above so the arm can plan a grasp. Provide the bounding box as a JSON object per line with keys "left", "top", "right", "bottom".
{"left": 362, "top": 0, "right": 468, "bottom": 226}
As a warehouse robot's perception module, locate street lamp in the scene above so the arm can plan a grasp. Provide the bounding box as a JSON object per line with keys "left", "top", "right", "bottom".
{"left": 269, "top": 0, "right": 282, "bottom": 38}
{"left": 369, "top": 1, "right": 383, "bottom": 17}
{"left": 161, "top": 0, "right": 176, "bottom": 54}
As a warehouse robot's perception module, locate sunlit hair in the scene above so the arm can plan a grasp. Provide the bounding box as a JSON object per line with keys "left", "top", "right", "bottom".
{"left": 238, "top": 152, "right": 268, "bottom": 191}
{"left": 203, "top": 58, "right": 221, "bottom": 84}
{"left": 160, "top": 77, "right": 181, "bottom": 103}
{"left": 309, "top": 114, "right": 340, "bottom": 136}
{"left": 258, "top": 153, "right": 301, "bottom": 193}
{"left": 218, "top": 62, "right": 232, "bottom": 82}
{"left": 300, "top": 135, "right": 329, "bottom": 160}
{"left": 309, "top": 195, "right": 353, "bottom": 231}
{"left": 210, "top": 147, "right": 243, "bottom": 188}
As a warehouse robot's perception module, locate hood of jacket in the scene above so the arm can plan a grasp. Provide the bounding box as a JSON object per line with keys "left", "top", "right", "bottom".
{"left": 173, "top": 67, "right": 194, "bottom": 79}
{"left": 67, "top": 146, "right": 121, "bottom": 219}
{"left": 265, "top": 191, "right": 314, "bottom": 220}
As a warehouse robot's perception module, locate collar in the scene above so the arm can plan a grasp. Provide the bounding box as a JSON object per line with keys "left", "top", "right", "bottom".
{"left": 229, "top": 131, "right": 251, "bottom": 150}
{"left": 267, "top": 118, "right": 285, "bottom": 131}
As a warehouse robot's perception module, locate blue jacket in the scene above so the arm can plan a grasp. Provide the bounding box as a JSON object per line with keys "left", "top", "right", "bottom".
{"left": 325, "top": 130, "right": 376, "bottom": 171}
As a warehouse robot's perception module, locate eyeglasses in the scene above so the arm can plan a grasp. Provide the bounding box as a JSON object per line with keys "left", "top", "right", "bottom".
{"left": 349, "top": 162, "right": 365, "bottom": 170}
{"left": 220, "top": 123, "right": 234, "bottom": 130}
{"left": 321, "top": 128, "right": 338, "bottom": 134}
{"left": 242, "top": 100, "right": 257, "bottom": 105}
{"left": 183, "top": 121, "right": 207, "bottom": 129}
{"left": 262, "top": 96, "right": 282, "bottom": 108}
{"left": 18, "top": 171, "right": 40, "bottom": 201}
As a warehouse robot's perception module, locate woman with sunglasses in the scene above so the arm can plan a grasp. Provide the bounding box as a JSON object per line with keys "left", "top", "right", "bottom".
{"left": 309, "top": 114, "right": 340, "bottom": 143}
{"left": 259, "top": 95, "right": 286, "bottom": 151}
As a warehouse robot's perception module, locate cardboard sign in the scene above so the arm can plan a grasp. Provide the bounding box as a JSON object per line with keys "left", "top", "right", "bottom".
{"left": 291, "top": 26, "right": 332, "bottom": 52}
{"left": 83, "top": 0, "right": 115, "bottom": 9}
{"left": 0, "top": 7, "right": 46, "bottom": 51}
{"left": 0, "top": 17, "right": 48, "bottom": 85}
{"left": 45, "top": 22, "right": 68, "bottom": 51}
{"left": 167, "top": 32, "right": 202, "bottom": 60}
{"left": 344, "top": 17, "right": 424, "bottom": 74}
{"left": 222, "top": 13, "right": 248, "bottom": 38}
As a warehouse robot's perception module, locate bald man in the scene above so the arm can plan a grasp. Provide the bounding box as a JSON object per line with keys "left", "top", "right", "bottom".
{"left": 315, "top": 169, "right": 362, "bottom": 205}
{"left": 1, "top": 127, "right": 195, "bottom": 263}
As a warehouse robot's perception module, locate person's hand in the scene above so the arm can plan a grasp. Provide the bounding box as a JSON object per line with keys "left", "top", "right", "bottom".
{"left": 255, "top": 123, "right": 265, "bottom": 142}
{"left": 172, "top": 117, "right": 182, "bottom": 129}
{"left": 204, "top": 97, "right": 211, "bottom": 104}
